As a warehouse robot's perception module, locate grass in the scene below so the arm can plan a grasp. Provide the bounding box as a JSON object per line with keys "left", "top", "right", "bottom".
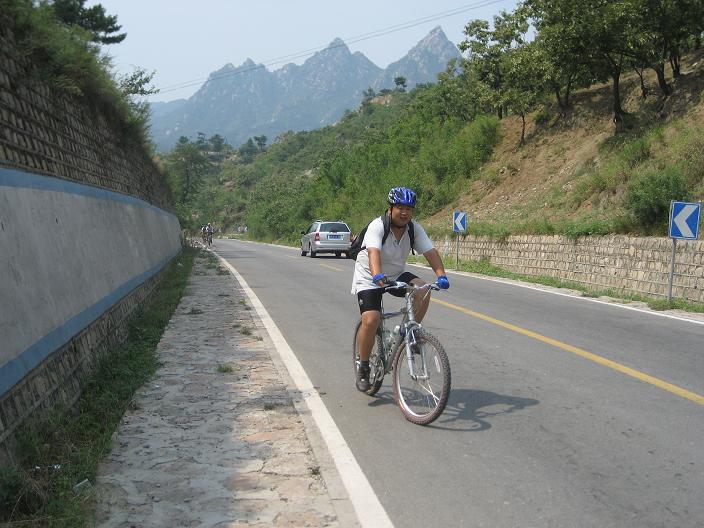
{"left": 216, "top": 364, "right": 234, "bottom": 374}
{"left": 0, "top": 247, "right": 197, "bottom": 527}
{"left": 410, "top": 254, "right": 704, "bottom": 313}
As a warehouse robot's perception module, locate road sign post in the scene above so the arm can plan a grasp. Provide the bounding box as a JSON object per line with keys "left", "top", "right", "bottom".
{"left": 452, "top": 211, "right": 467, "bottom": 270}
{"left": 667, "top": 201, "right": 701, "bottom": 302}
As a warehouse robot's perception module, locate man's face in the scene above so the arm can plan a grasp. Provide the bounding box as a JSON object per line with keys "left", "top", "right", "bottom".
{"left": 390, "top": 204, "right": 414, "bottom": 227}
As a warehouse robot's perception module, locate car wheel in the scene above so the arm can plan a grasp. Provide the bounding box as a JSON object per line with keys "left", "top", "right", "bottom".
{"left": 309, "top": 244, "right": 316, "bottom": 258}
{"left": 335, "top": 251, "right": 341, "bottom": 258}
{"left": 301, "top": 248, "right": 307, "bottom": 256}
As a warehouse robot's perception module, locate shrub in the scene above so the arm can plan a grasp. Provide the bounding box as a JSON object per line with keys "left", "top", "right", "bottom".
{"left": 620, "top": 137, "right": 651, "bottom": 167}
{"left": 534, "top": 109, "right": 551, "bottom": 125}
{"left": 624, "top": 167, "right": 690, "bottom": 227}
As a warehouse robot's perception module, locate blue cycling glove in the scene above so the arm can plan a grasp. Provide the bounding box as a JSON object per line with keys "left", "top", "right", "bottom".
{"left": 372, "top": 273, "right": 388, "bottom": 286}
{"left": 437, "top": 275, "right": 450, "bottom": 289}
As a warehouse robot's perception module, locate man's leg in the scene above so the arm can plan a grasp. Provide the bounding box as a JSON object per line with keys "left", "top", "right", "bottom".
{"left": 410, "top": 277, "right": 431, "bottom": 322}
{"left": 355, "top": 290, "right": 383, "bottom": 391}
{"left": 357, "top": 309, "right": 381, "bottom": 361}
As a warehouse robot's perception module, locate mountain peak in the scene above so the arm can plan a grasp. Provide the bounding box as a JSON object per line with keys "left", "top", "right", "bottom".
{"left": 327, "top": 37, "right": 347, "bottom": 49}
{"left": 414, "top": 26, "right": 453, "bottom": 51}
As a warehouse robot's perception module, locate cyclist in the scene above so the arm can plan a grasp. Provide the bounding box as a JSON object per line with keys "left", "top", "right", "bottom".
{"left": 202, "top": 222, "right": 214, "bottom": 245}
{"left": 351, "top": 186, "right": 449, "bottom": 391}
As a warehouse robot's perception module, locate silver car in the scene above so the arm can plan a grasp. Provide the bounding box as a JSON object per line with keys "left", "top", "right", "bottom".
{"left": 301, "top": 220, "right": 352, "bottom": 258}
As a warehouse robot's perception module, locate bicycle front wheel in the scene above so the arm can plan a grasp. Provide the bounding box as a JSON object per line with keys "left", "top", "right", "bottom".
{"left": 392, "top": 329, "right": 450, "bottom": 425}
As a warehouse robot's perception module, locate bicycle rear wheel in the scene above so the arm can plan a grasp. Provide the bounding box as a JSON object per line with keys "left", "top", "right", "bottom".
{"left": 352, "top": 319, "right": 384, "bottom": 396}
{"left": 392, "top": 328, "right": 450, "bottom": 425}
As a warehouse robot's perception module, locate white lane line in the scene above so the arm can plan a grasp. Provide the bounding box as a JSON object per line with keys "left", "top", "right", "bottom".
{"left": 218, "top": 257, "right": 393, "bottom": 528}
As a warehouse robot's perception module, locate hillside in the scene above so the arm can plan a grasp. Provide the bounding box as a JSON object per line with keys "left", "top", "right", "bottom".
{"left": 165, "top": 49, "right": 704, "bottom": 242}
{"left": 425, "top": 49, "right": 704, "bottom": 237}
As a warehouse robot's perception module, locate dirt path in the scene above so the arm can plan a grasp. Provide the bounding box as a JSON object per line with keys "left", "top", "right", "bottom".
{"left": 94, "top": 253, "right": 355, "bottom": 527}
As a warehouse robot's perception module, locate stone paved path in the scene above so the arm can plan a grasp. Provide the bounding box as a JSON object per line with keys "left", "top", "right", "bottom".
{"left": 94, "top": 252, "right": 354, "bottom": 527}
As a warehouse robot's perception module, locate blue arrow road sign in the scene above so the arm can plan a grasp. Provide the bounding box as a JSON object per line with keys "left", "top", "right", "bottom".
{"left": 453, "top": 211, "right": 467, "bottom": 232}
{"left": 669, "top": 201, "right": 701, "bottom": 240}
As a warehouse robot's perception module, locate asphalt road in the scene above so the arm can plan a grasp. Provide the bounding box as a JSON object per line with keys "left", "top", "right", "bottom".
{"left": 214, "top": 239, "right": 704, "bottom": 528}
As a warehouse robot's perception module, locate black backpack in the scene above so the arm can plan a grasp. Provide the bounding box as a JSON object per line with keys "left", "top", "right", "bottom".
{"left": 348, "top": 214, "right": 415, "bottom": 260}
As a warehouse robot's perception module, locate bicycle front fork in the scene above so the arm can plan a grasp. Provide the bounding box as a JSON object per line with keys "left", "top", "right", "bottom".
{"left": 404, "top": 329, "right": 428, "bottom": 381}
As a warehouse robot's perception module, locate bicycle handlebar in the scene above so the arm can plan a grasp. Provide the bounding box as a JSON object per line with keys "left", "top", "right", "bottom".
{"left": 382, "top": 280, "right": 441, "bottom": 294}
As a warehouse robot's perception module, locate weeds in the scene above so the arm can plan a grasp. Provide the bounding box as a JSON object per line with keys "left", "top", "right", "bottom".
{"left": 0, "top": 248, "right": 197, "bottom": 526}
{"left": 216, "top": 364, "right": 233, "bottom": 374}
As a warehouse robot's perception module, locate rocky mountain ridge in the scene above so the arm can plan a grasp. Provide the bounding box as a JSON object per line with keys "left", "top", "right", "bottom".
{"left": 150, "top": 26, "right": 460, "bottom": 151}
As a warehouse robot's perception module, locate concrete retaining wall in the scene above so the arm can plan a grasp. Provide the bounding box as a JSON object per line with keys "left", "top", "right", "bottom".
{"left": 437, "top": 234, "right": 704, "bottom": 303}
{"left": 0, "top": 17, "right": 181, "bottom": 462}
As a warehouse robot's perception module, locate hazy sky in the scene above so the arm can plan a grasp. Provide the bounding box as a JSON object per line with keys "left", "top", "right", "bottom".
{"left": 94, "top": 0, "right": 518, "bottom": 103}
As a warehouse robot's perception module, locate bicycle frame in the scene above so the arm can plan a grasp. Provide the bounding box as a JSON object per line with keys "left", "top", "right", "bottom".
{"left": 378, "top": 281, "right": 436, "bottom": 378}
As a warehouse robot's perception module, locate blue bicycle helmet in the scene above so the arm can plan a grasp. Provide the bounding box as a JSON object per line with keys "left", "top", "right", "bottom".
{"left": 387, "top": 187, "right": 417, "bottom": 207}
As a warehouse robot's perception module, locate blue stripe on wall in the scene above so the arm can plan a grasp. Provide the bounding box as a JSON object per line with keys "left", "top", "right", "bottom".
{"left": 0, "top": 166, "right": 182, "bottom": 396}
{"left": 0, "top": 166, "right": 178, "bottom": 222}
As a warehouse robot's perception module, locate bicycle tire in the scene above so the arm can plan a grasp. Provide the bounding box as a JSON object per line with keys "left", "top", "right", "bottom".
{"left": 352, "top": 319, "right": 384, "bottom": 396}
{"left": 392, "top": 328, "right": 450, "bottom": 425}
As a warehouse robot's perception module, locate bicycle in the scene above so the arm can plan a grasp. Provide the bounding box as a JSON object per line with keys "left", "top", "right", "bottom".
{"left": 352, "top": 281, "right": 451, "bottom": 425}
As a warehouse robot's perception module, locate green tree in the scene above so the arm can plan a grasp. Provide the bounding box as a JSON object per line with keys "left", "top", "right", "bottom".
{"left": 393, "top": 76, "right": 407, "bottom": 92}
{"left": 165, "top": 138, "right": 210, "bottom": 207}
{"left": 254, "top": 135, "right": 268, "bottom": 151}
{"left": 50, "top": 0, "right": 126, "bottom": 44}
{"left": 238, "top": 138, "right": 258, "bottom": 163}
{"left": 209, "top": 134, "right": 227, "bottom": 152}
{"left": 502, "top": 43, "right": 545, "bottom": 145}
{"left": 118, "top": 67, "right": 157, "bottom": 124}
{"left": 526, "top": 0, "right": 594, "bottom": 114}
{"left": 459, "top": 9, "right": 528, "bottom": 119}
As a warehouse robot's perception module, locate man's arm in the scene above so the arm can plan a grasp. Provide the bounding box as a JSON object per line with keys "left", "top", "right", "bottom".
{"left": 423, "top": 248, "right": 446, "bottom": 278}
{"left": 368, "top": 247, "right": 385, "bottom": 285}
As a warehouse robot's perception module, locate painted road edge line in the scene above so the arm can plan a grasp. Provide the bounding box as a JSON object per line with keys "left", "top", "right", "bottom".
{"left": 432, "top": 297, "right": 704, "bottom": 406}
{"left": 218, "top": 256, "right": 393, "bottom": 528}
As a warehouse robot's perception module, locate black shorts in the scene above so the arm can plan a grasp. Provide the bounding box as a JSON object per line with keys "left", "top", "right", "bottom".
{"left": 356, "top": 271, "right": 419, "bottom": 314}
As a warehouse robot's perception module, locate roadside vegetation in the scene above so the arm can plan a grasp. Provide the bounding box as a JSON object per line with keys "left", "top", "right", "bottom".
{"left": 2, "top": 0, "right": 157, "bottom": 148}
{"left": 0, "top": 248, "right": 196, "bottom": 527}
{"left": 163, "top": 0, "right": 704, "bottom": 243}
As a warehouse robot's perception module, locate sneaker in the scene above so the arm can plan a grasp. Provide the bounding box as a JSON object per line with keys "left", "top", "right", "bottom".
{"left": 356, "top": 364, "right": 371, "bottom": 392}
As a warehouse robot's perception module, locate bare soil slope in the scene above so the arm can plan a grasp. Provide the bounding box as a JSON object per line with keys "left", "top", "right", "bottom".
{"left": 426, "top": 50, "right": 704, "bottom": 232}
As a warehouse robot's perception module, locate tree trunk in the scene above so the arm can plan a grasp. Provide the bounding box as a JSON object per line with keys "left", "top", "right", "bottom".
{"left": 634, "top": 67, "right": 648, "bottom": 99}
{"left": 554, "top": 87, "right": 564, "bottom": 110}
{"left": 670, "top": 51, "right": 681, "bottom": 78}
{"left": 520, "top": 114, "right": 526, "bottom": 146}
{"left": 653, "top": 64, "right": 672, "bottom": 96}
{"left": 612, "top": 70, "right": 625, "bottom": 125}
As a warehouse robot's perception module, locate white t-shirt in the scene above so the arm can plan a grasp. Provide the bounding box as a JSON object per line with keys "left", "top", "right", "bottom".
{"left": 351, "top": 217, "right": 434, "bottom": 294}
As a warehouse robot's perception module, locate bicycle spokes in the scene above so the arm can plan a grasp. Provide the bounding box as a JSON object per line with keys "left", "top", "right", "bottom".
{"left": 393, "top": 329, "right": 451, "bottom": 425}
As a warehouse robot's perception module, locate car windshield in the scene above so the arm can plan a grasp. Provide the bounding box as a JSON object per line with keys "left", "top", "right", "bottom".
{"left": 321, "top": 223, "right": 349, "bottom": 232}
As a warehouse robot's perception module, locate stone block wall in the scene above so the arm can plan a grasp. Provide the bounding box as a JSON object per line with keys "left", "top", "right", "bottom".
{"left": 0, "top": 22, "right": 170, "bottom": 210}
{"left": 0, "top": 16, "right": 180, "bottom": 463}
{"left": 437, "top": 235, "right": 704, "bottom": 303}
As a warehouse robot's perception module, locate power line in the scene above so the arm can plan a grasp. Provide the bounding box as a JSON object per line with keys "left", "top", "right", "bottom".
{"left": 155, "top": 0, "right": 509, "bottom": 96}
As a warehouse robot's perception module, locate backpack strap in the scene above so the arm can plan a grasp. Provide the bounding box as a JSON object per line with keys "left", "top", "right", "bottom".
{"left": 380, "top": 214, "right": 391, "bottom": 245}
